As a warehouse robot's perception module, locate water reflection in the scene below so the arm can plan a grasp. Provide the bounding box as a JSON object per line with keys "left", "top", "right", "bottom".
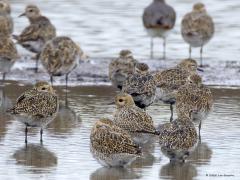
{"left": 12, "top": 144, "right": 57, "bottom": 172}
{"left": 160, "top": 162, "right": 197, "bottom": 180}
{"left": 47, "top": 102, "right": 81, "bottom": 137}
{"left": 189, "top": 142, "right": 212, "bottom": 166}
{"left": 90, "top": 167, "right": 141, "bottom": 180}
{"left": 0, "top": 88, "right": 13, "bottom": 141}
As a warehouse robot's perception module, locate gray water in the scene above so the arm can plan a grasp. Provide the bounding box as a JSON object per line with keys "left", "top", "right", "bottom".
{"left": 11, "top": 0, "right": 240, "bottom": 62}
{"left": 0, "top": 83, "right": 240, "bottom": 180}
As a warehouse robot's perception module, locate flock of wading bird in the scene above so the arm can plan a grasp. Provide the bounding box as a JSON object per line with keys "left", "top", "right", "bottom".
{"left": 0, "top": 0, "right": 215, "bottom": 167}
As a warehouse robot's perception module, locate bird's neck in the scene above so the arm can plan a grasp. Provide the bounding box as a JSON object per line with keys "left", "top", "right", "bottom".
{"left": 29, "top": 15, "right": 42, "bottom": 23}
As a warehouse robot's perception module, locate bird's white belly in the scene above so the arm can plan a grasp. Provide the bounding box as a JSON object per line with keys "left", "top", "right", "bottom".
{"left": 146, "top": 28, "right": 171, "bottom": 38}
{"left": 22, "top": 40, "right": 44, "bottom": 53}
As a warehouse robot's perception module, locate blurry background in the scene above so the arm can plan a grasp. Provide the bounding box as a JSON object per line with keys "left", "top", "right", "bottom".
{"left": 11, "top": 0, "right": 240, "bottom": 61}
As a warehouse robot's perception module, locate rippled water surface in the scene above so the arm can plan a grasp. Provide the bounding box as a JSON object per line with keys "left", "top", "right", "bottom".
{"left": 0, "top": 83, "right": 240, "bottom": 180}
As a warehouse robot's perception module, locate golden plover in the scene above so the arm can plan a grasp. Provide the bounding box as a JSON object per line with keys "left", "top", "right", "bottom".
{"left": 113, "top": 93, "right": 159, "bottom": 145}
{"left": 109, "top": 49, "right": 138, "bottom": 90}
{"left": 90, "top": 118, "right": 141, "bottom": 167}
{"left": 13, "top": 4, "right": 56, "bottom": 72}
{"left": 181, "top": 3, "right": 214, "bottom": 67}
{"left": 0, "top": 0, "right": 11, "bottom": 14}
{"left": 0, "top": 36, "right": 19, "bottom": 83}
{"left": 143, "top": 0, "right": 176, "bottom": 59}
{"left": 176, "top": 74, "right": 213, "bottom": 137}
{"left": 154, "top": 58, "right": 203, "bottom": 121}
{"left": 158, "top": 113, "right": 198, "bottom": 162}
{"left": 7, "top": 81, "right": 59, "bottom": 143}
{"left": 122, "top": 63, "right": 156, "bottom": 109}
{"left": 0, "top": 0, "right": 13, "bottom": 35}
{"left": 40, "top": 36, "right": 83, "bottom": 91}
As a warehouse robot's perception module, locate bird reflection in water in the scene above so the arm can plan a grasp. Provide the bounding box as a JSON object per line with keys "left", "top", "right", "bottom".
{"left": 90, "top": 167, "right": 141, "bottom": 180}
{"left": 47, "top": 102, "right": 81, "bottom": 137}
{"left": 160, "top": 161, "right": 197, "bottom": 180}
{"left": 12, "top": 144, "right": 57, "bottom": 173}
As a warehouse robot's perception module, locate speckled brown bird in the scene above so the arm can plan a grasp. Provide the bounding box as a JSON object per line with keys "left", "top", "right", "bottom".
{"left": 7, "top": 81, "right": 59, "bottom": 143}
{"left": 181, "top": 3, "right": 214, "bottom": 67}
{"left": 143, "top": 0, "right": 176, "bottom": 59}
{"left": 158, "top": 112, "right": 198, "bottom": 162}
{"left": 0, "top": 36, "right": 19, "bottom": 82}
{"left": 40, "top": 36, "right": 83, "bottom": 91}
{"left": 13, "top": 4, "right": 56, "bottom": 72}
{"left": 90, "top": 118, "right": 141, "bottom": 167}
{"left": 0, "top": 0, "right": 11, "bottom": 13}
{"left": 109, "top": 49, "right": 138, "bottom": 90}
{"left": 176, "top": 74, "right": 213, "bottom": 137}
{"left": 154, "top": 58, "right": 203, "bottom": 121}
{"left": 0, "top": 0, "right": 13, "bottom": 35}
{"left": 113, "top": 93, "right": 159, "bottom": 145}
{"left": 122, "top": 63, "right": 156, "bottom": 109}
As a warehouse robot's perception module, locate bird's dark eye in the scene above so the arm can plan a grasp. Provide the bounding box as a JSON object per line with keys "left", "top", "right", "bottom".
{"left": 42, "top": 87, "right": 46, "bottom": 90}
{"left": 29, "top": 9, "right": 33, "bottom": 12}
{"left": 119, "top": 99, "right": 123, "bottom": 102}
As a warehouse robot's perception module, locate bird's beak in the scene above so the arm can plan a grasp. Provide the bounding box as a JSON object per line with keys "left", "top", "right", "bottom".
{"left": 107, "top": 102, "right": 115, "bottom": 105}
{"left": 18, "top": 13, "right": 26, "bottom": 17}
{"left": 197, "top": 67, "right": 204, "bottom": 72}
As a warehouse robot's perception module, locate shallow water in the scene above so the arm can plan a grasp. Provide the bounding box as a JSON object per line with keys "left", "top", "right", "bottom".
{"left": 10, "top": 0, "right": 240, "bottom": 62}
{"left": 0, "top": 82, "right": 240, "bottom": 180}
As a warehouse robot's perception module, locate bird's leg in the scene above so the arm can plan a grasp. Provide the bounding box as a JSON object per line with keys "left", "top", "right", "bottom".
{"left": 189, "top": 45, "right": 192, "bottom": 58}
{"left": 150, "top": 38, "right": 154, "bottom": 59}
{"left": 40, "top": 128, "right": 43, "bottom": 144}
{"left": 163, "top": 37, "right": 166, "bottom": 60}
{"left": 50, "top": 76, "right": 53, "bottom": 86}
{"left": 35, "top": 53, "right": 40, "bottom": 73}
{"left": 198, "top": 120, "right": 202, "bottom": 142}
{"left": 1, "top": 73, "right": 6, "bottom": 85}
{"left": 65, "top": 74, "right": 69, "bottom": 106}
{"left": 200, "top": 46, "right": 203, "bottom": 67}
{"left": 170, "top": 103, "right": 174, "bottom": 122}
{"left": 25, "top": 126, "right": 28, "bottom": 144}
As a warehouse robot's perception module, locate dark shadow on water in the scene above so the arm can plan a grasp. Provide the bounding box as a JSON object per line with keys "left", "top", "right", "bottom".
{"left": 160, "top": 161, "right": 197, "bottom": 180}
{"left": 189, "top": 142, "right": 213, "bottom": 166}
{"left": 12, "top": 144, "right": 57, "bottom": 173}
{"left": 90, "top": 167, "right": 141, "bottom": 180}
{"left": 47, "top": 102, "right": 81, "bottom": 137}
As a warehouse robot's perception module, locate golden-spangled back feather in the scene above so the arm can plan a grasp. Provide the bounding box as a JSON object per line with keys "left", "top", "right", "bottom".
{"left": 176, "top": 84, "right": 213, "bottom": 115}
{"left": 9, "top": 89, "right": 58, "bottom": 117}
{"left": 114, "top": 106, "right": 157, "bottom": 135}
{"left": 40, "top": 36, "right": 80, "bottom": 75}
{"left": 16, "top": 16, "right": 56, "bottom": 43}
{"left": 91, "top": 121, "right": 141, "bottom": 155}
{"left": 0, "top": 15, "right": 12, "bottom": 35}
{"left": 154, "top": 68, "right": 190, "bottom": 92}
{"left": 159, "top": 118, "right": 198, "bottom": 150}
{"left": 181, "top": 12, "right": 214, "bottom": 42}
{"left": 143, "top": 0, "right": 176, "bottom": 29}
{"left": 0, "top": 37, "right": 18, "bottom": 61}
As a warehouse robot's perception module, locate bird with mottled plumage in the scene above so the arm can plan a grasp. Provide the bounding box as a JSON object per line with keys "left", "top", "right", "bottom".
{"left": 113, "top": 93, "right": 159, "bottom": 145}
{"left": 143, "top": 0, "right": 176, "bottom": 59}
{"left": 181, "top": 3, "right": 214, "bottom": 67}
{"left": 109, "top": 50, "right": 138, "bottom": 90}
{"left": 7, "top": 81, "right": 59, "bottom": 143}
{"left": 154, "top": 58, "right": 203, "bottom": 121}
{"left": 158, "top": 113, "right": 198, "bottom": 162}
{"left": 13, "top": 5, "right": 56, "bottom": 72}
{"left": 122, "top": 63, "right": 156, "bottom": 109}
{"left": 176, "top": 74, "right": 213, "bottom": 137}
{"left": 90, "top": 118, "right": 141, "bottom": 167}
{"left": 0, "top": 36, "right": 19, "bottom": 82}
{"left": 0, "top": 0, "right": 13, "bottom": 35}
{"left": 40, "top": 36, "right": 83, "bottom": 90}
{"left": 0, "top": 0, "right": 10, "bottom": 13}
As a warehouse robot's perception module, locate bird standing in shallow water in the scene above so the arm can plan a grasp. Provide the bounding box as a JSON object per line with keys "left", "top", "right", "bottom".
{"left": 90, "top": 118, "right": 141, "bottom": 167}
{"left": 109, "top": 50, "right": 138, "bottom": 90}
{"left": 7, "top": 81, "right": 59, "bottom": 143}
{"left": 122, "top": 63, "right": 156, "bottom": 109}
{"left": 13, "top": 4, "right": 56, "bottom": 72}
{"left": 40, "top": 36, "right": 84, "bottom": 93}
{"left": 158, "top": 112, "right": 198, "bottom": 162}
{"left": 143, "top": 0, "right": 176, "bottom": 59}
{"left": 176, "top": 74, "right": 213, "bottom": 138}
{"left": 181, "top": 3, "right": 214, "bottom": 67}
{"left": 154, "top": 58, "right": 203, "bottom": 121}
{"left": 113, "top": 93, "right": 159, "bottom": 145}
